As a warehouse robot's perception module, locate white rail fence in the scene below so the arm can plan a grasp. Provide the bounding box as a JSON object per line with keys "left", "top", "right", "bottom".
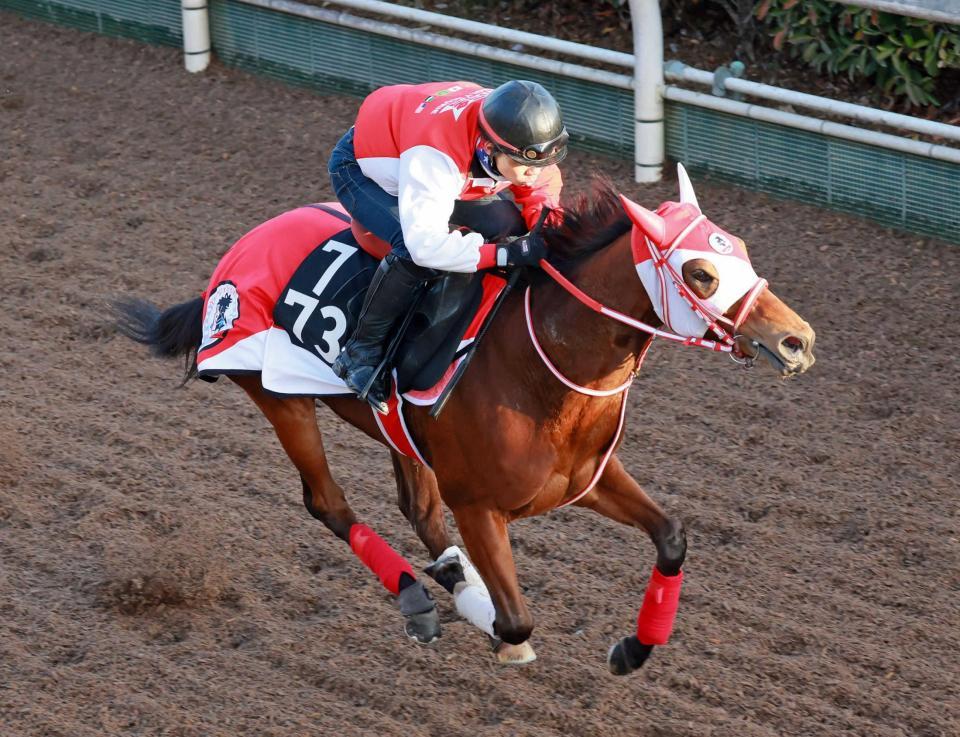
{"left": 181, "top": 0, "right": 960, "bottom": 181}
{"left": 834, "top": 0, "right": 960, "bottom": 24}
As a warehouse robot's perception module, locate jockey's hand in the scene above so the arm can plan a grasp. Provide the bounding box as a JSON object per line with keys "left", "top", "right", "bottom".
{"left": 496, "top": 232, "right": 547, "bottom": 268}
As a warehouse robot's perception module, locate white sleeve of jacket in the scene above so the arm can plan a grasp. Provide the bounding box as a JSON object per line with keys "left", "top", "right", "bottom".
{"left": 397, "top": 145, "right": 484, "bottom": 272}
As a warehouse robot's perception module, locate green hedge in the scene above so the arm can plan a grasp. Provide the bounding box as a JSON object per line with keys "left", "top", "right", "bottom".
{"left": 757, "top": 0, "right": 960, "bottom": 108}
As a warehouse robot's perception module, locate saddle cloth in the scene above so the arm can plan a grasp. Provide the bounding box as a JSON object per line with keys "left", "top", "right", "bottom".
{"left": 196, "top": 205, "right": 505, "bottom": 459}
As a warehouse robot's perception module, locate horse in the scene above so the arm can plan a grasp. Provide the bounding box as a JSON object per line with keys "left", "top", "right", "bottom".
{"left": 114, "top": 165, "right": 816, "bottom": 674}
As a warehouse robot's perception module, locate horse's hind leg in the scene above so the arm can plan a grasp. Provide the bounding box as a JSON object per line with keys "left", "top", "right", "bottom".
{"left": 390, "top": 452, "right": 450, "bottom": 560}
{"left": 230, "top": 375, "right": 440, "bottom": 643}
{"left": 389, "top": 453, "right": 463, "bottom": 591}
{"left": 577, "top": 455, "right": 686, "bottom": 675}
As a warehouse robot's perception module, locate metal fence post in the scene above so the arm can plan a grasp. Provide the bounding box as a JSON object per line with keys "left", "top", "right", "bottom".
{"left": 182, "top": 0, "right": 211, "bottom": 72}
{"left": 629, "top": 0, "right": 664, "bottom": 183}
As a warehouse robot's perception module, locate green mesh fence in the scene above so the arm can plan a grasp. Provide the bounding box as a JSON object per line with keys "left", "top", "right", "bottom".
{"left": 205, "top": 0, "right": 634, "bottom": 159}
{"left": 665, "top": 102, "right": 960, "bottom": 240}
{"left": 0, "top": 0, "right": 181, "bottom": 46}
{"left": 3, "top": 0, "right": 958, "bottom": 241}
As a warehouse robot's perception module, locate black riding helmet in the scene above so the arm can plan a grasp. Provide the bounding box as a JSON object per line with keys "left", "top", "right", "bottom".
{"left": 478, "top": 80, "right": 568, "bottom": 167}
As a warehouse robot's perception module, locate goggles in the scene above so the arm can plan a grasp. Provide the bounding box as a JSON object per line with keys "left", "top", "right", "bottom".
{"left": 478, "top": 109, "right": 569, "bottom": 167}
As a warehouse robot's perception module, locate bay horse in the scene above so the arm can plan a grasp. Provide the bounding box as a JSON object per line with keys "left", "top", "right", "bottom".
{"left": 115, "top": 166, "right": 815, "bottom": 674}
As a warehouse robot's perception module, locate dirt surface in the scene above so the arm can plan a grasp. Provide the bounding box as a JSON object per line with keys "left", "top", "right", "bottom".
{"left": 2, "top": 13, "right": 959, "bottom": 737}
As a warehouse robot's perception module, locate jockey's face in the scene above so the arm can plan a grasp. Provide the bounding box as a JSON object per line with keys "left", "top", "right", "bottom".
{"left": 483, "top": 142, "right": 542, "bottom": 187}
{"left": 494, "top": 152, "right": 542, "bottom": 187}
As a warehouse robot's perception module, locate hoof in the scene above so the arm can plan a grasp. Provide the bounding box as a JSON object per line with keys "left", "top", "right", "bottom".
{"left": 607, "top": 635, "right": 653, "bottom": 676}
{"left": 398, "top": 580, "right": 441, "bottom": 644}
{"left": 491, "top": 637, "right": 537, "bottom": 665}
{"left": 404, "top": 608, "right": 441, "bottom": 644}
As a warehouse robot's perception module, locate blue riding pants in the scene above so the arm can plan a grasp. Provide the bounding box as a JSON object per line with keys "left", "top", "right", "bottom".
{"left": 328, "top": 127, "right": 411, "bottom": 260}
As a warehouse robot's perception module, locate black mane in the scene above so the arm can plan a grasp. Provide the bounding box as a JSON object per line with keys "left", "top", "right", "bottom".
{"left": 543, "top": 177, "right": 631, "bottom": 265}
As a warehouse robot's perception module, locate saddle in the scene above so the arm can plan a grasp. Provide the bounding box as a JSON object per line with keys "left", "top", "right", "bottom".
{"left": 273, "top": 197, "right": 527, "bottom": 396}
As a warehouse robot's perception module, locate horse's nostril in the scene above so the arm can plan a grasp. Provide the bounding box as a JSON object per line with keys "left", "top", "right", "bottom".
{"left": 782, "top": 336, "right": 804, "bottom": 353}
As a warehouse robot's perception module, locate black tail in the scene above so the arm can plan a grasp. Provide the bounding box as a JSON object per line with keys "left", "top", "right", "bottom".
{"left": 113, "top": 297, "right": 204, "bottom": 383}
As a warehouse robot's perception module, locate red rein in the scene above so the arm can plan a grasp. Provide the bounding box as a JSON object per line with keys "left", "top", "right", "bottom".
{"left": 349, "top": 523, "right": 415, "bottom": 595}
{"left": 636, "top": 567, "right": 684, "bottom": 645}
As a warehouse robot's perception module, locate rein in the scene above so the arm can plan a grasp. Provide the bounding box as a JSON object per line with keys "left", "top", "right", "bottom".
{"left": 524, "top": 282, "right": 651, "bottom": 396}
{"left": 526, "top": 224, "right": 768, "bottom": 396}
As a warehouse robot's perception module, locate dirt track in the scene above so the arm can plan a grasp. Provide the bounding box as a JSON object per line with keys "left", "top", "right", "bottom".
{"left": 1, "top": 13, "right": 958, "bottom": 737}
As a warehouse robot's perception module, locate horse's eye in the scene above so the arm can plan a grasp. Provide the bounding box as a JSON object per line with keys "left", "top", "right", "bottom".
{"left": 693, "top": 269, "right": 712, "bottom": 282}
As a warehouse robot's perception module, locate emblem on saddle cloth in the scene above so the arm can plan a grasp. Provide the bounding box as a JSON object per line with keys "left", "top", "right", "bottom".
{"left": 200, "top": 281, "right": 240, "bottom": 349}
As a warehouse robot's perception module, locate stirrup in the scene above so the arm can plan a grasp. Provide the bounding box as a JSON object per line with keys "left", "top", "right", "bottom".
{"left": 359, "top": 368, "right": 390, "bottom": 414}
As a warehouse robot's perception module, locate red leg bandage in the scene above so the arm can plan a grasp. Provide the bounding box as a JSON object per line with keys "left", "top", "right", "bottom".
{"left": 636, "top": 566, "right": 683, "bottom": 646}
{"left": 348, "top": 523, "right": 416, "bottom": 595}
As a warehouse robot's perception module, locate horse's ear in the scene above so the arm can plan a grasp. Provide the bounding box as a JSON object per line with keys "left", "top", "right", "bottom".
{"left": 619, "top": 194, "right": 666, "bottom": 244}
{"left": 677, "top": 163, "right": 701, "bottom": 212}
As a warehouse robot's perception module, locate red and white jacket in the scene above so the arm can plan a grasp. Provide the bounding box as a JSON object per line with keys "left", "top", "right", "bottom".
{"left": 353, "top": 81, "right": 563, "bottom": 272}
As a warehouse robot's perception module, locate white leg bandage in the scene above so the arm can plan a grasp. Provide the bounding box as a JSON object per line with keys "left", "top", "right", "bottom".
{"left": 433, "top": 546, "right": 496, "bottom": 637}
{"left": 453, "top": 581, "right": 496, "bottom": 637}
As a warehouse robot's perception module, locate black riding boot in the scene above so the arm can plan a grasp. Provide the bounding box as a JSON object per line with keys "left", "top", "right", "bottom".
{"left": 332, "top": 253, "right": 431, "bottom": 414}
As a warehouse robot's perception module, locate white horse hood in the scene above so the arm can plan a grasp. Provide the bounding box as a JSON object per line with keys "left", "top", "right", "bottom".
{"left": 623, "top": 165, "right": 763, "bottom": 339}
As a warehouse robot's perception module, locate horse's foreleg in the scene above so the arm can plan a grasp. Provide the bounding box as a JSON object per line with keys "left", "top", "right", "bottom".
{"left": 451, "top": 504, "right": 536, "bottom": 663}
{"left": 231, "top": 375, "right": 440, "bottom": 643}
{"left": 390, "top": 455, "right": 510, "bottom": 655}
{"left": 577, "top": 455, "right": 687, "bottom": 675}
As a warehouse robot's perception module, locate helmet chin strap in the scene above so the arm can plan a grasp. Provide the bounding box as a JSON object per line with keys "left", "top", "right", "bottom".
{"left": 475, "top": 139, "right": 506, "bottom": 181}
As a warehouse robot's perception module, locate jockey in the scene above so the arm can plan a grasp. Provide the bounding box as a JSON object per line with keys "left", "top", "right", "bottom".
{"left": 328, "top": 79, "right": 568, "bottom": 413}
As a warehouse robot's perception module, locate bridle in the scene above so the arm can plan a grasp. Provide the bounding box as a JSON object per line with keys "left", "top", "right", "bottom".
{"left": 525, "top": 212, "right": 768, "bottom": 397}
